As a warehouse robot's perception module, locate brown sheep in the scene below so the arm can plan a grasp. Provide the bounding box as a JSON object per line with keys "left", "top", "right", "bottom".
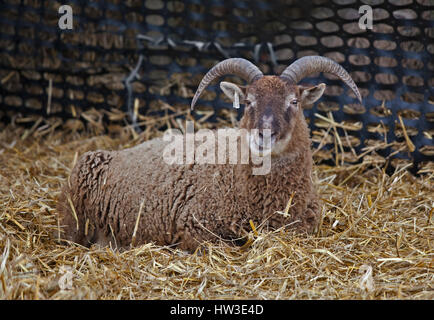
{"left": 57, "top": 56, "right": 362, "bottom": 252}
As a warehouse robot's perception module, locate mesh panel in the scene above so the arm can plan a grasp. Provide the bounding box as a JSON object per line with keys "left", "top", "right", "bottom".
{"left": 0, "top": 0, "right": 433, "bottom": 169}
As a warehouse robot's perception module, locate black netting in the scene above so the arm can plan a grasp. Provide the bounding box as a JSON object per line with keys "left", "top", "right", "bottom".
{"left": 0, "top": 0, "right": 433, "bottom": 169}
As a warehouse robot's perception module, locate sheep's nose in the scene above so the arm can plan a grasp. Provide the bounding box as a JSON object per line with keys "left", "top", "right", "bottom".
{"left": 258, "top": 131, "right": 277, "bottom": 139}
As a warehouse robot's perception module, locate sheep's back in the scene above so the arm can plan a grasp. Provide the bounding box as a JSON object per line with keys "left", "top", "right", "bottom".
{"left": 59, "top": 136, "right": 238, "bottom": 249}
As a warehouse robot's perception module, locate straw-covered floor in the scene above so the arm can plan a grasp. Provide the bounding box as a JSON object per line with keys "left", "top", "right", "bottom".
{"left": 0, "top": 107, "right": 433, "bottom": 300}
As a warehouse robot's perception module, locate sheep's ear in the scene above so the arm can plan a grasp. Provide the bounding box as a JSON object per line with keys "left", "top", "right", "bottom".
{"left": 220, "top": 81, "right": 246, "bottom": 109}
{"left": 300, "top": 83, "right": 326, "bottom": 106}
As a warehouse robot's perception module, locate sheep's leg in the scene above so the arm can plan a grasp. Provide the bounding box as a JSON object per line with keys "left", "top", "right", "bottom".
{"left": 173, "top": 205, "right": 225, "bottom": 251}
{"left": 302, "top": 196, "right": 321, "bottom": 233}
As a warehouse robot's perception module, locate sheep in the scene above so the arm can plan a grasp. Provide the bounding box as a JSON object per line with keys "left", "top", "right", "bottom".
{"left": 57, "top": 56, "right": 362, "bottom": 252}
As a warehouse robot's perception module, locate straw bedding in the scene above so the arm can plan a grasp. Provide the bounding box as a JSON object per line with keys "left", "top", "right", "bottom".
{"left": 0, "top": 106, "right": 432, "bottom": 300}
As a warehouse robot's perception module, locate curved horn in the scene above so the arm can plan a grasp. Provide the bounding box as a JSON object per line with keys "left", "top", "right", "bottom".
{"left": 280, "top": 56, "right": 362, "bottom": 103}
{"left": 191, "top": 58, "right": 263, "bottom": 110}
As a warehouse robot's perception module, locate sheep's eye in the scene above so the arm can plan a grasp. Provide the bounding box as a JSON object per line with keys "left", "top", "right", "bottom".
{"left": 244, "top": 99, "right": 252, "bottom": 107}
{"left": 291, "top": 99, "right": 298, "bottom": 105}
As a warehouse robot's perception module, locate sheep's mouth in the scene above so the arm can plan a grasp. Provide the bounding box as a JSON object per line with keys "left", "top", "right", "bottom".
{"left": 249, "top": 131, "right": 292, "bottom": 156}
{"left": 249, "top": 132, "right": 277, "bottom": 155}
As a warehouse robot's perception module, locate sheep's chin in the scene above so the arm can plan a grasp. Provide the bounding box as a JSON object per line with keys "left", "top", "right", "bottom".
{"left": 249, "top": 132, "right": 292, "bottom": 157}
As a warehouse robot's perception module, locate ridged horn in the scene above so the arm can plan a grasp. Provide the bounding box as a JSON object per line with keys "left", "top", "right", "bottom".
{"left": 191, "top": 58, "right": 263, "bottom": 110}
{"left": 280, "top": 56, "right": 362, "bottom": 103}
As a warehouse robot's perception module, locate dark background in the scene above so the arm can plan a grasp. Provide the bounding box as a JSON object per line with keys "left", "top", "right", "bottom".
{"left": 0, "top": 0, "right": 433, "bottom": 169}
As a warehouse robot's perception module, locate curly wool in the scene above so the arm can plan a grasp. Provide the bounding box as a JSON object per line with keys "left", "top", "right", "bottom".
{"left": 57, "top": 111, "right": 320, "bottom": 252}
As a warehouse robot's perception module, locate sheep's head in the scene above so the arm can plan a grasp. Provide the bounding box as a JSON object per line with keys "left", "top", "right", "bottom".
{"left": 191, "top": 56, "right": 362, "bottom": 156}
{"left": 223, "top": 76, "right": 327, "bottom": 156}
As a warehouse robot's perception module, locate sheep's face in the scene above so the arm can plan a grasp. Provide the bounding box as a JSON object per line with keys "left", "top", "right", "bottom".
{"left": 220, "top": 76, "right": 325, "bottom": 156}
